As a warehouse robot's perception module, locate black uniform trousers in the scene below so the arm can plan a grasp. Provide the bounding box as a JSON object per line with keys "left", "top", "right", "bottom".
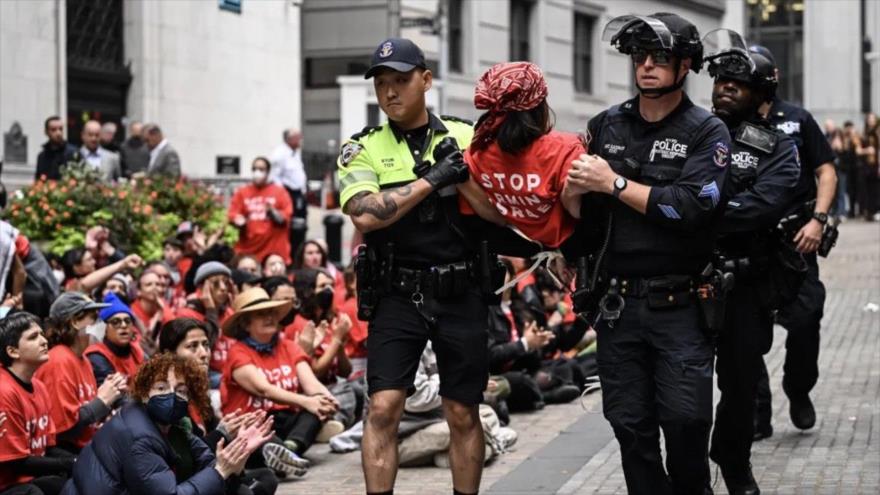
{"left": 710, "top": 280, "right": 774, "bottom": 470}
{"left": 596, "top": 297, "right": 714, "bottom": 495}
{"left": 755, "top": 252, "right": 825, "bottom": 423}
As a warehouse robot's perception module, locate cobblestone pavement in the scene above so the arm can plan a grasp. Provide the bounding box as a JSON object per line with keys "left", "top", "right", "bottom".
{"left": 279, "top": 220, "right": 879, "bottom": 494}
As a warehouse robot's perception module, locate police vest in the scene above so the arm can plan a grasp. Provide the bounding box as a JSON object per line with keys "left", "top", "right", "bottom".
{"left": 337, "top": 114, "right": 474, "bottom": 267}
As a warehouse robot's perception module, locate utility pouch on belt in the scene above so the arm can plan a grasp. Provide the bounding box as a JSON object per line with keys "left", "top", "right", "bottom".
{"left": 646, "top": 275, "right": 694, "bottom": 309}
{"left": 696, "top": 263, "right": 735, "bottom": 336}
{"left": 355, "top": 245, "right": 380, "bottom": 321}
{"left": 431, "top": 262, "right": 469, "bottom": 299}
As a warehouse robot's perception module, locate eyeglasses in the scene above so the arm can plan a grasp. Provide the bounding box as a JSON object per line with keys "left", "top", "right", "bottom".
{"left": 631, "top": 49, "right": 673, "bottom": 66}
{"left": 107, "top": 317, "right": 133, "bottom": 327}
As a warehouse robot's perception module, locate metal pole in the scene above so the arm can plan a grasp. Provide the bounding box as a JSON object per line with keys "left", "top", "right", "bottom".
{"left": 438, "top": 1, "right": 448, "bottom": 115}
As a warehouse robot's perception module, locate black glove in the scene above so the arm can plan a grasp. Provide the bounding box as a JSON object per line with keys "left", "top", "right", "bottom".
{"left": 423, "top": 137, "right": 469, "bottom": 189}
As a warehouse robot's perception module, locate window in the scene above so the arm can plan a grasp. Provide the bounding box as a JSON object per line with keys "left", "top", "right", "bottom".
{"left": 509, "top": 0, "right": 532, "bottom": 61}
{"left": 746, "top": 0, "right": 804, "bottom": 103}
{"left": 218, "top": 0, "right": 241, "bottom": 14}
{"left": 573, "top": 13, "right": 595, "bottom": 93}
{"left": 305, "top": 56, "right": 371, "bottom": 88}
{"left": 448, "top": 0, "right": 464, "bottom": 73}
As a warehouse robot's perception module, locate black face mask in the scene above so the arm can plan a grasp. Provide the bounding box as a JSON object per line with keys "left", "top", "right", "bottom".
{"left": 316, "top": 288, "right": 334, "bottom": 314}
{"left": 279, "top": 307, "right": 298, "bottom": 326}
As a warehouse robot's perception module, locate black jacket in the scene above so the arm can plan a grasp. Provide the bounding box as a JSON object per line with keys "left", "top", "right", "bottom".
{"left": 35, "top": 141, "right": 77, "bottom": 181}
{"left": 119, "top": 137, "right": 151, "bottom": 177}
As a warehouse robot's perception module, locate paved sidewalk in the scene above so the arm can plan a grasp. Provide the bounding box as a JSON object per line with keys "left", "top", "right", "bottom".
{"left": 278, "top": 220, "right": 879, "bottom": 494}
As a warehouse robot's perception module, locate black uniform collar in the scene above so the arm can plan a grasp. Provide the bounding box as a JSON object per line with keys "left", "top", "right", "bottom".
{"left": 620, "top": 94, "right": 695, "bottom": 126}
{"left": 767, "top": 96, "right": 790, "bottom": 120}
{"left": 388, "top": 112, "right": 448, "bottom": 143}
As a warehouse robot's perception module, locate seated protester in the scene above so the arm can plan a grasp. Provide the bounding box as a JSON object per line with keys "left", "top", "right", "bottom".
{"left": 62, "top": 353, "right": 271, "bottom": 495}
{"left": 339, "top": 264, "right": 367, "bottom": 374}
{"left": 261, "top": 254, "right": 287, "bottom": 279}
{"left": 143, "top": 261, "right": 183, "bottom": 308}
{"left": 35, "top": 293, "right": 126, "bottom": 454}
{"left": 177, "top": 262, "right": 235, "bottom": 389}
{"left": 292, "top": 240, "right": 345, "bottom": 305}
{"left": 0, "top": 313, "right": 74, "bottom": 495}
{"left": 457, "top": 62, "right": 585, "bottom": 249}
{"left": 158, "top": 318, "right": 288, "bottom": 492}
{"left": 84, "top": 293, "right": 145, "bottom": 386}
{"left": 220, "top": 288, "right": 338, "bottom": 465}
{"left": 93, "top": 273, "right": 130, "bottom": 306}
{"left": 269, "top": 274, "right": 355, "bottom": 436}
{"left": 60, "top": 247, "right": 142, "bottom": 294}
{"left": 161, "top": 237, "right": 185, "bottom": 289}
{"left": 129, "top": 271, "right": 175, "bottom": 356}
{"left": 231, "top": 255, "right": 261, "bottom": 278}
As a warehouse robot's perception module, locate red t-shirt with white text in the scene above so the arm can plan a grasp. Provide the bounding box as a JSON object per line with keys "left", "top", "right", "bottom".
{"left": 34, "top": 345, "right": 100, "bottom": 449}
{"left": 463, "top": 131, "right": 584, "bottom": 248}
{"left": 0, "top": 369, "right": 56, "bottom": 491}
{"left": 221, "top": 339, "right": 310, "bottom": 414}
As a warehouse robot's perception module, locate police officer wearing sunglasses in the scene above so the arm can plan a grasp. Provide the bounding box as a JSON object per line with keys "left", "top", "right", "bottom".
{"left": 703, "top": 29, "right": 801, "bottom": 495}
{"left": 565, "top": 13, "right": 731, "bottom": 494}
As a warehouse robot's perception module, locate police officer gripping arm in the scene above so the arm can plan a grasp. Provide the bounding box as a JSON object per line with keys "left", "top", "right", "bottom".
{"left": 702, "top": 30, "right": 800, "bottom": 495}
{"left": 336, "top": 38, "right": 487, "bottom": 495}
{"left": 749, "top": 44, "right": 838, "bottom": 438}
{"left": 564, "top": 14, "right": 731, "bottom": 495}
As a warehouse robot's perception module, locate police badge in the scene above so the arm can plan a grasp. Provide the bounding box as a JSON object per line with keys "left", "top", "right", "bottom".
{"left": 340, "top": 142, "right": 362, "bottom": 165}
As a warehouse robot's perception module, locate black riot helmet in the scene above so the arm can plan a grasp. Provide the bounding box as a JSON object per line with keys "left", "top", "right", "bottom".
{"left": 704, "top": 29, "right": 778, "bottom": 102}
{"left": 602, "top": 13, "right": 704, "bottom": 98}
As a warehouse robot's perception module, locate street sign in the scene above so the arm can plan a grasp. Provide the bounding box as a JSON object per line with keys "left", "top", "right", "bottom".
{"left": 400, "top": 17, "right": 436, "bottom": 29}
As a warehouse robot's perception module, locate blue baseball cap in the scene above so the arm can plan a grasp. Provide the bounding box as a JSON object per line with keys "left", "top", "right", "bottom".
{"left": 364, "top": 38, "right": 428, "bottom": 79}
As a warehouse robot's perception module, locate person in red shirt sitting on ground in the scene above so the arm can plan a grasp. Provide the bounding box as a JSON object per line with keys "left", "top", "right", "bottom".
{"left": 35, "top": 293, "right": 126, "bottom": 454}
{"left": 84, "top": 293, "right": 145, "bottom": 386}
{"left": 458, "top": 62, "right": 585, "bottom": 249}
{"left": 221, "top": 288, "right": 338, "bottom": 470}
{"left": 229, "top": 157, "right": 294, "bottom": 266}
{"left": 0, "top": 312, "right": 75, "bottom": 495}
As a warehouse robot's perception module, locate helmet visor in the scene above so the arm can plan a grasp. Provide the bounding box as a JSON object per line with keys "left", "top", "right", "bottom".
{"left": 702, "top": 28, "right": 750, "bottom": 61}
{"left": 602, "top": 15, "right": 674, "bottom": 51}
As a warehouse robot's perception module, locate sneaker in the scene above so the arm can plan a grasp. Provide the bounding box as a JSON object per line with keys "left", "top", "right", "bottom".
{"left": 262, "top": 442, "right": 310, "bottom": 477}
{"left": 789, "top": 394, "right": 816, "bottom": 430}
{"left": 719, "top": 463, "right": 761, "bottom": 495}
{"left": 315, "top": 420, "right": 346, "bottom": 443}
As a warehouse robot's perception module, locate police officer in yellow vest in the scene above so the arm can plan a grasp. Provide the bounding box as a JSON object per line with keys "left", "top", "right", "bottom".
{"left": 337, "top": 38, "right": 486, "bottom": 495}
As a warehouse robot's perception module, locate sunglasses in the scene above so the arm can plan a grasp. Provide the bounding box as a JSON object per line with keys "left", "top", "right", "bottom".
{"left": 631, "top": 49, "right": 673, "bottom": 66}
{"left": 107, "top": 317, "right": 133, "bottom": 327}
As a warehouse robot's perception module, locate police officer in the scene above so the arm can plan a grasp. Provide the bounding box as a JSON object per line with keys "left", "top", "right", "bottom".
{"left": 565, "top": 14, "right": 730, "bottom": 494}
{"left": 336, "top": 38, "right": 486, "bottom": 495}
{"left": 749, "top": 44, "right": 838, "bottom": 438}
{"left": 702, "top": 30, "right": 800, "bottom": 495}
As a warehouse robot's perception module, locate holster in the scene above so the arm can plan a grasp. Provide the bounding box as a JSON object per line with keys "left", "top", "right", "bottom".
{"left": 758, "top": 241, "right": 807, "bottom": 310}
{"left": 696, "top": 263, "right": 735, "bottom": 338}
{"left": 478, "top": 240, "right": 505, "bottom": 305}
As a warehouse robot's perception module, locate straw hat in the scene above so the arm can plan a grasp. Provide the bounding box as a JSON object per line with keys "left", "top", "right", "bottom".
{"left": 221, "top": 287, "right": 292, "bottom": 337}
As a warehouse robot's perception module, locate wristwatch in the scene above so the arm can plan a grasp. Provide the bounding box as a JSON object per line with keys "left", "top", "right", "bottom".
{"left": 612, "top": 176, "right": 628, "bottom": 198}
{"left": 812, "top": 211, "right": 828, "bottom": 225}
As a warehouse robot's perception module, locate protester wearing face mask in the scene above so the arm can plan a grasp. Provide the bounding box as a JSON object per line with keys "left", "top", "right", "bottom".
{"left": 61, "top": 353, "right": 272, "bottom": 495}
{"left": 229, "top": 157, "right": 293, "bottom": 265}
{"left": 34, "top": 292, "right": 127, "bottom": 454}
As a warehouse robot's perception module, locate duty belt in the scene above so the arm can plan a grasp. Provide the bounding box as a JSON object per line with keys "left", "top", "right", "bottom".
{"left": 391, "top": 261, "right": 472, "bottom": 300}
{"left": 607, "top": 275, "right": 696, "bottom": 298}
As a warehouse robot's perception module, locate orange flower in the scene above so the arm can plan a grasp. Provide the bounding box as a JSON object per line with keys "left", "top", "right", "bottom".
{"left": 143, "top": 204, "right": 153, "bottom": 215}
{"left": 118, "top": 190, "right": 128, "bottom": 200}
{"left": 68, "top": 179, "right": 77, "bottom": 187}
{"left": 60, "top": 186, "right": 68, "bottom": 193}
{"left": 55, "top": 223, "right": 62, "bottom": 231}
{"left": 27, "top": 190, "right": 35, "bottom": 197}
{"left": 63, "top": 212, "right": 70, "bottom": 219}
{"left": 133, "top": 206, "right": 141, "bottom": 214}
{"left": 11, "top": 211, "right": 18, "bottom": 217}
{"left": 150, "top": 191, "right": 158, "bottom": 200}
{"left": 65, "top": 200, "right": 74, "bottom": 207}
{"left": 48, "top": 181, "right": 56, "bottom": 190}
{"left": 25, "top": 206, "right": 32, "bottom": 213}
{"left": 41, "top": 203, "right": 50, "bottom": 211}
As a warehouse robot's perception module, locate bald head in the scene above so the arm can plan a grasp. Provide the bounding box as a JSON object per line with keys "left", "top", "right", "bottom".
{"left": 129, "top": 121, "right": 143, "bottom": 138}
{"left": 283, "top": 128, "right": 302, "bottom": 149}
{"left": 82, "top": 120, "right": 101, "bottom": 151}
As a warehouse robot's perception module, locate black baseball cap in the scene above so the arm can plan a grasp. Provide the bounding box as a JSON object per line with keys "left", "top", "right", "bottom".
{"left": 364, "top": 38, "right": 428, "bottom": 79}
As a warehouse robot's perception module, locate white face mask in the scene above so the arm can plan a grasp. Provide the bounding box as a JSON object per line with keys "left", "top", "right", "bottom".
{"left": 253, "top": 170, "right": 267, "bottom": 183}
{"left": 85, "top": 320, "right": 106, "bottom": 341}
{"left": 53, "top": 269, "right": 66, "bottom": 284}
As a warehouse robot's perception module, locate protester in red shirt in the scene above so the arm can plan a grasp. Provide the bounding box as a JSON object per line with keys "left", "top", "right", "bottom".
{"left": 84, "top": 293, "right": 145, "bottom": 386}
{"left": 229, "top": 157, "right": 294, "bottom": 265}
{"left": 0, "top": 312, "right": 74, "bottom": 495}
{"left": 459, "top": 62, "right": 585, "bottom": 249}
{"left": 130, "top": 271, "right": 175, "bottom": 356}
{"left": 339, "top": 265, "right": 368, "bottom": 368}
{"left": 35, "top": 293, "right": 126, "bottom": 453}
{"left": 293, "top": 240, "right": 346, "bottom": 303}
{"left": 220, "top": 288, "right": 338, "bottom": 462}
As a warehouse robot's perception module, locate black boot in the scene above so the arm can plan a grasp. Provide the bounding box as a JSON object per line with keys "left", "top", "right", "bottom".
{"left": 789, "top": 394, "right": 816, "bottom": 430}
{"left": 720, "top": 463, "right": 761, "bottom": 495}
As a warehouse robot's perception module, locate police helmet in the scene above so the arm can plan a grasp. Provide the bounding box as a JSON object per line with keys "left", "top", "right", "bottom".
{"left": 748, "top": 44, "right": 777, "bottom": 69}
{"left": 704, "top": 29, "right": 778, "bottom": 101}
{"left": 602, "top": 13, "right": 703, "bottom": 73}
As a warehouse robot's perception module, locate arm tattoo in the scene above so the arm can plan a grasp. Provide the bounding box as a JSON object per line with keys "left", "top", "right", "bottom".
{"left": 345, "top": 184, "right": 414, "bottom": 220}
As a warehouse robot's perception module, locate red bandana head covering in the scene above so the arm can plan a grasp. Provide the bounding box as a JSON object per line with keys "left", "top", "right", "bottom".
{"left": 471, "top": 62, "right": 548, "bottom": 151}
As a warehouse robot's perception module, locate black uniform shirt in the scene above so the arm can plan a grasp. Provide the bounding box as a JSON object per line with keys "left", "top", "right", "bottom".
{"left": 718, "top": 117, "right": 801, "bottom": 255}
{"left": 585, "top": 95, "right": 731, "bottom": 276}
{"left": 766, "top": 97, "right": 836, "bottom": 206}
